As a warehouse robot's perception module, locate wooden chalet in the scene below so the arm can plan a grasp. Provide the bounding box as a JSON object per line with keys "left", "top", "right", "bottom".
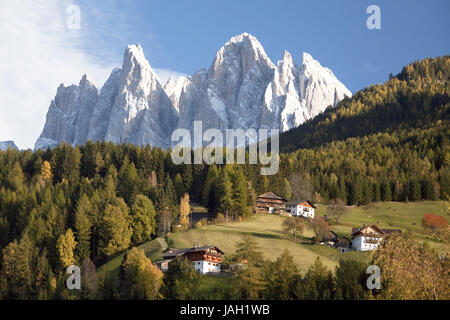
{"left": 256, "top": 192, "right": 286, "bottom": 214}
{"left": 155, "top": 246, "right": 224, "bottom": 274}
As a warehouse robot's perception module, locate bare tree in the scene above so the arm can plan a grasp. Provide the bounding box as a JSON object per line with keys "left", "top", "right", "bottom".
{"left": 157, "top": 207, "right": 172, "bottom": 236}
{"left": 327, "top": 198, "right": 348, "bottom": 224}
{"left": 282, "top": 217, "right": 306, "bottom": 241}
{"left": 289, "top": 172, "right": 313, "bottom": 201}
{"left": 310, "top": 216, "right": 331, "bottom": 243}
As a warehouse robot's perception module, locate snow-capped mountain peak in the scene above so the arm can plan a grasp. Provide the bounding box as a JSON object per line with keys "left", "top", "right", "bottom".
{"left": 35, "top": 34, "right": 351, "bottom": 150}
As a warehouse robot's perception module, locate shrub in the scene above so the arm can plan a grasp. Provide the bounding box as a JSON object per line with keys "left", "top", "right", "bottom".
{"left": 422, "top": 213, "right": 448, "bottom": 231}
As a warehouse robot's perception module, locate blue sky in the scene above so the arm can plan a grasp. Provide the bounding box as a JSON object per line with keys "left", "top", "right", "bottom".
{"left": 0, "top": 0, "right": 449, "bottom": 149}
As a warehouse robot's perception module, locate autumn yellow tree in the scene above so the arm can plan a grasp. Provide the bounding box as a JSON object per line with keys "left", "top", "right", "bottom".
{"left": 56, "top": 229, "right": 77, "bottom": 268}
{"left": 179, "top": 193, "right": 190, "bottom": 230}
{"left": 40, "top": 160, "right": 52, "bottom": 183}
{"left": 120, "top": 247, "right": 163, "bottom": 300}
{"left": 371, "top": 233, "right": 449, "bottom": 300}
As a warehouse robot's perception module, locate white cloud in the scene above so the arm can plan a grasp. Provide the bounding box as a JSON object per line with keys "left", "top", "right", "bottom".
{"left": 0, "top": 0, "right": 119, "bottom": 149}
{"left": 0, "top": 1, "right": 186, "bottom": 149}
{"left": 154, "top": 68, "right": 188, "bottom": 86}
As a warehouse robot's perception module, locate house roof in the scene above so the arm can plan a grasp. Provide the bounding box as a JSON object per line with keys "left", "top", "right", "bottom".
{"left": 351, "top": 224, "right": 402, "bottom": 237}
{"left": 380, "top": 228, "right": 402, "bottom": 235}
{"left": 257, "top": 191, "right": 285, "bottom": 201}
{"left": 163, "top": 246, "right": 224, "bottom": 259}
{"left": 154, "top": 259, "right": 173, "bottom": 264}
{"left": 285, "top": 200, "right": 316, "bottom": 208}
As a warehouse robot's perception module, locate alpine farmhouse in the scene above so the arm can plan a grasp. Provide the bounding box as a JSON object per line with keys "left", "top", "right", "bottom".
{"left": 285, "top": 200, "right": 316, "bottom": 218}
{"left": 155, "top": 246, "right": 224, "bottom": 274}
{"left": 351, "top": 225, "right": 402, "bottom": 251}
{"left": 255, "top": 192, "right": 286, "bottom": 214}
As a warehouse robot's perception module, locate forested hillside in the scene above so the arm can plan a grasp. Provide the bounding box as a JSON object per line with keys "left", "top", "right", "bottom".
{"left": 0, "top": 56, "right": 449, "bottom": 299}
{"left": 279, "top": 56, "right": 449, "bottom": 151}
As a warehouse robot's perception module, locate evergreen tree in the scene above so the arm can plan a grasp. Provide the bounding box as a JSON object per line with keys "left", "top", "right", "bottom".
{"left": 130, "top": 194, "right": 156, "bottom": 245}
{"left": 231, "top": 264, "right": 265, "bottom": 300}
{"left": 231, "top": 169, "right": 249, "bottom": 219}
{"left": 74, "top": 195, "right": 93, "bottom": 261}
{"left": 408, "top": 178, "right": 422, "bottom": 201}
{"left": 202, "top": 164, "right": 219, "bottom": 210}
{"left": 98, "top": 201, "right": 132, "bottom": 260}
{"left": 234, "top": 235, "right": 264, "bottom": 266}
{"left": 161, "top": 259, "right": 199, "bottom": 300}
{"left": 263, "top": 249, "right": 299, "bottom": 299}
{"left": 381, "top": 180, "right": 392, "bottom": 201}
{"left": 296, "top": 257, "right": 334, "bottom": 299}
{"left": 281, "top": 178, "right": 292, "bottom": 201}
{"left": 216, "top": 167, "right": 234, "bottom": 218}
{"left": 334, "top": 259, "right": 370, "bottom": 300}
{"left": 174, "top": 173, "right": 186, "bottom": 201}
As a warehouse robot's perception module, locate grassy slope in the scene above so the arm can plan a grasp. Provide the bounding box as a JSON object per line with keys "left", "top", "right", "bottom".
{"left": 170, "top": 214, "right": 347, "bottom": 273}
{"left": 97, "top": 201, "right": 449, "bottom": 286}
{"left": 318, "top": 201, "right": 449, "bottom": 254}
{"left": 97, "top": 238, "right": 166, "bottom": 287}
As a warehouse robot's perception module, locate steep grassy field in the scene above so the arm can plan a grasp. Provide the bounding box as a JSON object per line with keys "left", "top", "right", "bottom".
{"left": 170, "top": 214, "right": 350, "bottom": 273}
{"left": 317, "top": 201, "right": 449, "bottom": 254}
{"left": 97, "top": 201, "right": 448, "bottom": 285}
{"left": 97, "top": 238, "right": 166, "bottom": 286}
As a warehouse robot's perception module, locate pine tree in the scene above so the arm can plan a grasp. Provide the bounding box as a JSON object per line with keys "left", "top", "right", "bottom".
{"left": 0, "top": 236, "right": 33, "bottom": 299}
{"left": 281, "top": 178, "right": 292, "bottom": 201}
{"left": 161, "top": 258, "right": 199, "bottom": 300}
{"left": 334, "top": 259, "right": 370, "bottom": 300}
{"left": 202, "top": 165, "right": 219, "bottom": 210}
{"left": 74, "top": 195, "right": 93, "bottom": 261}
{"left": 163, "top": 174, "right": 177, "bottom": 207}
{"left": 381, "top": 180, "right": 392, "bottom": 201}
{"left": 264, "top": 249, "right": 299, "bottom": 299}
{"left": 98, "top": 201, "right": 132, "bottom": 260}
{"left": 296, "top": 257, "right": 334, "bottom": 299}
{"left": 216, "top": 167, "right": 234, "bottom": 218}
{"left": 234, "top": 235, "right": 264, "bottom": 266}
{"left": 232, "top": 169, "right": 248, "bottom": 219}
{"left": 174, "top": 173, "right": 185, "bottom": 201}
{"left": 232, "top": 264, "right": 265, "bottom": 300}
{"left": 409, "top": 178, "right": 421, "bottom": 201}
{"left": 130, "top": 194, "right": 156, "bottom": 245}
{"left": 118, "top": 157, "right": 138, "bottom": 204}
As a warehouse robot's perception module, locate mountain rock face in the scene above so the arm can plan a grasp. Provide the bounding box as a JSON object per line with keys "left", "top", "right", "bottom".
{"left": 0, "top": 141, "right": 18, "bottom": 151}
{"left": 35, "top": 33, "right": 351, "bottom": 150}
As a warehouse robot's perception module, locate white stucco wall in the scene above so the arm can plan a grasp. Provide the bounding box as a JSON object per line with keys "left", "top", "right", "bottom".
{"left": 193, "top": 260, "right": 221, "bottom": 274}
{"left": 286, "top": 205, "right": 315, "bottom": 218}
{"left": 352, "top": 236, "right": 381, "bottom": 251}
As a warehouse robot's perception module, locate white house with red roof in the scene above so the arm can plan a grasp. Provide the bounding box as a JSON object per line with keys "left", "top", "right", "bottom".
{"left": 351, "top": 224, "right": 402, "bottom": 251}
